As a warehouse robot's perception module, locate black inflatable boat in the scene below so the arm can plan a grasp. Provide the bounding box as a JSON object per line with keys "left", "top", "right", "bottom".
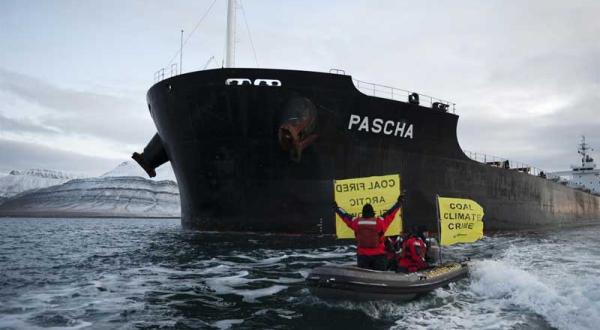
{"left": 306, "top": 262, "right": 468, "bottom": 301}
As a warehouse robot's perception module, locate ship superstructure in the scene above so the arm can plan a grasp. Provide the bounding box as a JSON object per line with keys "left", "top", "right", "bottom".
{"left": 549, "top": 136, "right": 600, "bottom": 195}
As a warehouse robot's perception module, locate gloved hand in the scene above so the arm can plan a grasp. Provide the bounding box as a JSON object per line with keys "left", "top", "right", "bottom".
{"left": 398, "top": 194, "right": 405, "bottom": 204}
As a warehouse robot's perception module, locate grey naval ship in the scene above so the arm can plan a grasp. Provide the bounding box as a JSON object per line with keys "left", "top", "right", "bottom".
{"left": 548, "top": 136, "right": 600, "bottom": 195}
{"left": 133, "top": 1, "right": 600, "bottom": 234}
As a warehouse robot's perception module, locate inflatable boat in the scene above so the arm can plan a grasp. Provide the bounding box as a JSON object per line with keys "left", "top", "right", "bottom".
{"left": 306, "top": 262, "right": 468, "bottom": 301}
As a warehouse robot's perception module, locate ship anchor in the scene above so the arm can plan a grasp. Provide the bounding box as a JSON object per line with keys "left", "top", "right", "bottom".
{"left": 278, "top": 97, "right": 319, "bottom": 162}
{"left": 279, "top": 122, "right": 318, "bottom": 162}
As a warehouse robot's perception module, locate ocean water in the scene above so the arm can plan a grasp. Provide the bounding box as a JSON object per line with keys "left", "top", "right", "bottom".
{"left": 1, "top": 218, "right": 599, "bottom": 330}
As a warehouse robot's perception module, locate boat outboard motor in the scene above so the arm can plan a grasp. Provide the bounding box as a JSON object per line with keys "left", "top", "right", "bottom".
{"left": 408, "top": 93, "right": 420, "bottom": 105}
{"left": 278, "top": 96, "right": 319, "bottom": 162}
{"left": 425, "top": 237, "right": 441, "bottom": 265}
{"left": 132, "top": 133, "right": 169, "bottom": 178}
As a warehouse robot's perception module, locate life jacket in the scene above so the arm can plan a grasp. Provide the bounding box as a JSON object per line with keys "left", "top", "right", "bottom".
{"left": 398, "top": 236, "right": 428, "bottom": 272}
{"left": 405, "top": 236, "right": 426, "bottom": 260}
{"left": 355, "top": 218, "right": 380, "bottom": 248}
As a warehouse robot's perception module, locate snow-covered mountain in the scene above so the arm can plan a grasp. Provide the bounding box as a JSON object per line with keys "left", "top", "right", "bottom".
{"left": 101, "top": 161, "right": 176, "bottom": 181}
{"left": 0, "top": 162, "right": 180, "bottom": 218}
{"left": 0, "top": 169, "right": 82, "bottom": 198}
{"left": 0, "top": 176, "right": 180, "bottom": 217}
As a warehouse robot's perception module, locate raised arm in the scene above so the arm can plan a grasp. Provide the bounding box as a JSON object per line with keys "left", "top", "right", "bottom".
{"left": 333, "top": 202, "right": 354, "bottom": 228}
{"left": 381, "top": 195, "right": 404, "bottom": 227}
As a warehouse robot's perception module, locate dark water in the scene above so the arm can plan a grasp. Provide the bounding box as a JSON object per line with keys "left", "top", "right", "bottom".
{"left": 1, "top": 218, "right": 599, "bottom": 330}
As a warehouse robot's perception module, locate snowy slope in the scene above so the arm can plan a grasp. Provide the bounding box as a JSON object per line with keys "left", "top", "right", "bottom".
{"left": 101, "top": 161, "right": 176, "bottom": 181}
{"left": 0, "top": 169, "right": 81, "bottom": 198}
{"left": 0, "top": 161, "right": 180, "bottom": 217}
{"left": 0, "top": 176, "right": 180, "bottom": 217}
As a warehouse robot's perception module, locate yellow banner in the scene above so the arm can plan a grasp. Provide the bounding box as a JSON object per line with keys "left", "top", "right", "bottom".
{"left": 334, "top": 174, "right": 401, "bottom": 239}
{"left": 437, "top": 196, "right": 484, "bottom": 246}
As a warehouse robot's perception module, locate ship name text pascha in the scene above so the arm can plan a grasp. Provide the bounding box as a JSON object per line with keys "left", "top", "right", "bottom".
{"left": 347, "top": 114, "right": 414, "bottom": 139}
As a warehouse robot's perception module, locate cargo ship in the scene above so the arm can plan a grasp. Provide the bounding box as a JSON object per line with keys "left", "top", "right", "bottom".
{"left": 133, "top": 1, "right": 600, "bottom": 233}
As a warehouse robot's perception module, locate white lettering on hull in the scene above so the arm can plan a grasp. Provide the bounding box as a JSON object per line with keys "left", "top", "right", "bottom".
{"left": 347, "top": 114, "right": 414, "bottom": 139}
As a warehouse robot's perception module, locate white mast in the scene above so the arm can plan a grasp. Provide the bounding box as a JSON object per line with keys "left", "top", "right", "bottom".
{"left": 578, "top": 135, "right": 592, "bottom": 167}
{"left": 225, "top": 0, "right": 236, "bottom": 68}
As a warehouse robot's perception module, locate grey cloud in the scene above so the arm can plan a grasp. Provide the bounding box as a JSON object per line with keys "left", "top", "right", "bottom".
{"left": 0, "top": 68, "right": 131, "bottom": 115}
{"left": 458, "top": 90, "right": 600, "bottom": 171}
{"left": 0, "top": 112, "right": 57, "bottom": 135}
{"left": 0, "top": 68, "right": 155, "bottom": 145}
{"left": 485, "top": 51, "right": 600, "bottom": 93}
{"left": 0, "top": 138, "right": 121, "bottom": 175}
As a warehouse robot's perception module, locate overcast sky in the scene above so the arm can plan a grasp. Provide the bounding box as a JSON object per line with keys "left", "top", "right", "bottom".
{"left": 1, "top": 0, "right": 599, "bottom": 176}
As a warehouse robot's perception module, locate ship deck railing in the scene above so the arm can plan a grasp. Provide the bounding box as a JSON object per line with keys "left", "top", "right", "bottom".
{"left": 151, "top": 66, "right": 457, "bottom": 114}
{"left": 352, "top": 79, "right": 456, "bottom": 114}
{"left": 465, "top": 151, "right": 547, "bottom": 177}
{"left": 154, "top": 64, "right": 179, "bottom": 83}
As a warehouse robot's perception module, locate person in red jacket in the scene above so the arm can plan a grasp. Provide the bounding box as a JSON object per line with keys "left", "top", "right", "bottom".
{"left": 397, "top": 230, "right": 428, "bottom": 273}
{"left": 334, "top": 195, "right": 403, "bottom": 271}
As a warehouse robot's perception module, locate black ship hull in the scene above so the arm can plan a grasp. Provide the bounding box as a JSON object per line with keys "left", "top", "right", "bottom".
{"left": 135, "top": 68, "right": 600, "bottom": 233}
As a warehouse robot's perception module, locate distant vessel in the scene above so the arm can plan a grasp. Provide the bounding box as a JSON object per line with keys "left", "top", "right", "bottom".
{"left": 133, "top": 1, "right": 600, "bottom": 233}
{"left": 548, "top": 136, "right": 600, "bottom": 195}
